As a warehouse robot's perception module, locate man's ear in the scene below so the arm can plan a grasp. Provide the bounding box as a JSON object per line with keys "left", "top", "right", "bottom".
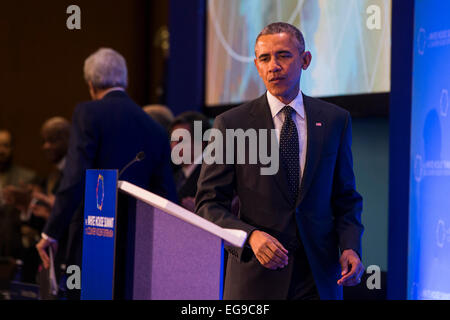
{"left": 301, "top": 51, "right": 312, "bottom": 70}
{"left": 254, "top": 57, "right": 259, "bottom": 72}
{"left": 88, "top": 81, "right": 97, "bottom": 100}
{"left": 254, "top": 57, "right": 264, "bottom": 79}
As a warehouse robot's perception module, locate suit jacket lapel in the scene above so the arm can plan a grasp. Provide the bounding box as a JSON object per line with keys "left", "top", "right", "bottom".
{"left": 249, "top": 94, "right": 292, "bottom": 205}
{"left": 296, "top": 94, "right": 324, "bottom": 206}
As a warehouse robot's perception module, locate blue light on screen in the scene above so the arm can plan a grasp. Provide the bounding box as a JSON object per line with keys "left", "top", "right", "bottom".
{"left": 408, "top": 0, "right": 450, "bottom": 300}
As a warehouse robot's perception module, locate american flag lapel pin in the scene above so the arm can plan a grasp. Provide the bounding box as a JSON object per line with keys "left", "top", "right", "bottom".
{"left": 315, "top": 122, "right": 322, "bottom": 127}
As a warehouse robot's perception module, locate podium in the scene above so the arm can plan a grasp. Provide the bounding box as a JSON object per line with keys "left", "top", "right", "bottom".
{"left": 81, "top": 170, "right": 247, "bottom": 300}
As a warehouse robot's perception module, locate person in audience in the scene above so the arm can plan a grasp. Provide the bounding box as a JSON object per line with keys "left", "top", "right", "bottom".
{"left": 35, "top": 116, "right": 71, "bottom": 296}
{"left": 0, "top": 129, "right": 37, "bottom": 192}
{"left": 35, "top": 48, "right": 177, "bottom": 299}
{"left": 169, "top": 111, "right": 211, "bottom": 211}
{"left": 1, "top": 118, "right": 71, "bottom": 285}
{"left": 0, "top": 129, "right": 37, "bottom": 259}
{"left": 39, "top": 117, "right": 70, "bottom": 201}
{"left": 143, "top": 104, "right": 174, "bottom": 133}
{"left": 6, "top": 117, "right": 71, "bottom": 219}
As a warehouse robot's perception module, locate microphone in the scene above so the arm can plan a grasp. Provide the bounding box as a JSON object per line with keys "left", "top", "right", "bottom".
{"left": 118, "top": 151, "right": 146, "bottom": 178}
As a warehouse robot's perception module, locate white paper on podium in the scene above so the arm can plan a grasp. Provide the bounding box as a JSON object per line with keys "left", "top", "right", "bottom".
{"left": 48, "top": 247, "right": 58, "bottom": 296}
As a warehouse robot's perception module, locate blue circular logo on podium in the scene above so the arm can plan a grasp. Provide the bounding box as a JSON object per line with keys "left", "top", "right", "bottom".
{"left": 96, "top": 174, "right": 105, "bottom": 211}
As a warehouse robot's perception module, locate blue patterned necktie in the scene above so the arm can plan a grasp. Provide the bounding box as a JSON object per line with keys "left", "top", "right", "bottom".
{"left": 279, "top": 105, "right": 300, "bottom": 205}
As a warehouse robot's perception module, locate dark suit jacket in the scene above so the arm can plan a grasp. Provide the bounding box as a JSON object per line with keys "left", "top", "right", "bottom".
{"left": 175, "top": 164, "right": 202, "bottom": 200}
{"left": 195, "top": 93, "right": 363, "bottom": 300}
{"left": 43, "top": 90, "right": 177, "bottom": 263}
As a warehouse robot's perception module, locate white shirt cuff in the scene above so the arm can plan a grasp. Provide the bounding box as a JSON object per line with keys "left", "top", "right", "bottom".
{"left": 41, "top": 232, "right": 57, "bottom": 243}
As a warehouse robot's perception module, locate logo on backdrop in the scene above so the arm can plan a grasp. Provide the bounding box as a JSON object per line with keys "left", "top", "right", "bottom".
{"left": 414, "top": 153, "right": 450, "bottom": 183}
{"left": 436, "top": 219, "right": 450, "bottom": 248}
{"left": 440, "top": 89, "right": 448, "bottom": 117}
{"left": 96, "top": 174, "right": 104, "bottom": 211}
{"left": 418, "top": 28, "right": 427, "bottom": 55}
{"left": 418, "top": 27, "right": 450, "bottom": 54}
{"left": 414, "top": 154, "right": 423, "bottom": 182}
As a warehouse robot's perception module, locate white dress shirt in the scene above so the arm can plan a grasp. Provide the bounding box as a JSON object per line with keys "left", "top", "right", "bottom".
{"left": 267, "top": 90, "right": 308, "bottom": 182}
{"left": 181, "top": 154, "right": 203, "bottom": 180}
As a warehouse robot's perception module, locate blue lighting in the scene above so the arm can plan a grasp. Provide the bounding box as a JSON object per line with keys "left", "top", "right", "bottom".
{"left": 408, "top": 0, "right": 450, "bottom": 300}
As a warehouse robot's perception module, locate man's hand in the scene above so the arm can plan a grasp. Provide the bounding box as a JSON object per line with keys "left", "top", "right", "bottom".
{"left": 36, "top": 237, "right": 58, "bottom": 269}
{"left": 30, "top": 204, "right": 51, "bottom": 219}
{"left": 248, "top": 230, "right": 289, "bottom": 270}
{"left": 29, "top": 191, "right": 54, "bottom": 219}
{"left": 2, "top": 185, "right": 32, "bottom": 212}
{"left": 337, "top": 249, "right": 364, "bottom": 286}
{"left": 32, "top": 191, "right": 55, "bottom": 208}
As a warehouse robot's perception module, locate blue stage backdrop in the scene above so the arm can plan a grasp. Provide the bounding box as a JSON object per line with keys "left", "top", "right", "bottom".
{"left": 408, "top": 0, "right": 450, "bottom": 300}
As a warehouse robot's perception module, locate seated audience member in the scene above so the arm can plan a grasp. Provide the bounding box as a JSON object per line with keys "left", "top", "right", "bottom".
{"left": 169, "top": 111, "right": 211, "bottom": 211}
{"left": 31, "top": 117, "right": 71, "bottom": 221}
{"left": 0, "top": 129, "right": 37, "bottom": 259}
{"left": 2, "top": 118, "right": 71, "bottom": 284}
{"left": 0, "top": 129, "right": 36, "bottom": 192}
{"left": 143, "top": 104, "right": 174, "bottom": 133}
{"left": 35, "top": 116, "right": 70, "bottom": 295}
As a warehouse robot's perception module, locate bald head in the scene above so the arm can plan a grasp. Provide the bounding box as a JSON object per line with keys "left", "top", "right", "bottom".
{"left": 41, "top": 117, "right": 70, "bottom": 164}
{"left": 143, "top": 104, "right": 174, "bottom": 131}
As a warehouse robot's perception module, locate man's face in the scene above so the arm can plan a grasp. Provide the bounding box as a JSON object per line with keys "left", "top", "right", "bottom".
{"left": 254, "top": 32, "right": 310, "bottom": 103}
{"left": 170, "top": 123, "right": 204, "bottom": 166}
{"left": 170, "top": 123, "right": 192, "bottom": 159}
{"left": 0, "top": 131, "right": 12, "bottom": 167}
{"left": 170, "top": 123, "right": 191, "bottom": 149}
{"left": 41, "top": 127, "right": 68, "bottom": 164}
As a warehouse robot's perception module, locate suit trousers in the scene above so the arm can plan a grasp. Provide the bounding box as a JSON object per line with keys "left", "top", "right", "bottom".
{"left": 286, "top": 235, "right": 320, "bottom": 300}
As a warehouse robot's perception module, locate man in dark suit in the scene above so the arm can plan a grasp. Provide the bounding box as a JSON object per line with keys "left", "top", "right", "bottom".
{"left": 35, "top": 48, "right": 177, "bottom": 298}
{"left": 195, "top": 22, "right": 364, "bottom": 300}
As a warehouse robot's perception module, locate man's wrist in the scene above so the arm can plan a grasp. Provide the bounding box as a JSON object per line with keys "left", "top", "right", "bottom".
{"left": 246, "top": 229, "right": 259, "bottom": 249}
{"left": 341, "top": 248, "right": 361, "bottom": 260}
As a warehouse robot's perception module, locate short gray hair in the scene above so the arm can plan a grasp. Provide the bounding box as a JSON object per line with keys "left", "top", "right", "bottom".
{"left": 255, "top": 22, "right": 305, "bottom": 53}
{"left": 83, "top": 48, "right": 128, "bottom": 90}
